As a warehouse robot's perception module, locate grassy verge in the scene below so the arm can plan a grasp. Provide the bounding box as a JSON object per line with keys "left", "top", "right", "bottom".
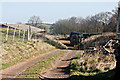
{"left": 2, "top": 40, "right": 55, "bottom": 69}
{"left": 41, "top": 34, "right": 67, "bottom": 49}
{"left": 69, "top": 50, "right": 116, "bottom": 80}
{"left": 1, "top": 27, "right": 66, "bottom": 70}
{"left": 17, "top": 50, "right": 65, "bottom": 78}
{"left": 83, "top": 33, "right": 115, "bottom": 49}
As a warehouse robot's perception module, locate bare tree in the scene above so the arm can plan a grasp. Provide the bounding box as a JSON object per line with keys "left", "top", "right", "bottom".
{"left": 17, "top": 22, "right": 22, "bottom": 24}
{"left": 51, "top": 9, "right": 117, "bottom": 34}
{"left": 28, "top": 16, "right": 42, "bottom": 27}
{"left": 103, "top": 9, "right": 118, "bottom": 32}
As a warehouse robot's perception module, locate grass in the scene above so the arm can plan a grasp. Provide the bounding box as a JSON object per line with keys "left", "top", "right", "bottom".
{"left": 2, "top": 40, "right": 55, "bottom": 69}
{"left": 17, "top": 50, "right": 65, "bottom": 78}
{"left": 1, "top": 28, "right": 27, "bottom": 42}
{"left": 1, "top": 27, "right": 39, "bottom": 42}
{"left": 83, "top": 33, "right": 115, "bottom": 49}
{"left": 69, "top": 50, "right": 116, "bottom": 80}
{"left": 1, "top": 27, "right": 66, "bottom": 72}
{"left": 1, "top": 27, "right": 26, "bottom": 35}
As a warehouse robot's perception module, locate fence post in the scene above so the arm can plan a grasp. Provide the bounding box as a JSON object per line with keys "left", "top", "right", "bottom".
{"left": 19, "top": 29, "right": 21, "bottom": 40}
{"left": 18, "top": 25, "right": 21, "bottom": 40}
{"left": 29, "top": 26, "right": 32, "bottom": 40}
{"left": 35, "top": 35, "right": 37, "bottom": 40}
{"left": 6, "top": 26, "right": 9, "bottom": 41}
{"left": 30, "top": 26, "right": 33, "bottom": 40}
{"left": 13, "top": 27, "right": 16, "bottom": 41}
{"left": 23, "top": 30, "right": 25, "bottom": 41}
{"left": 27, "top": 26, "right": 33, "bottom": 41}
{"left": 27, "top": 27, "right": 30, "bottom": 40}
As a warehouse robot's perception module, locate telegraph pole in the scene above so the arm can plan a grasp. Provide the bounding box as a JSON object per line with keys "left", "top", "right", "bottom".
{"left": 116, "top": 1, "right": 120, "bottom": 39}
{"left": 114, "top": 2, "right": 120, "bottom": 80}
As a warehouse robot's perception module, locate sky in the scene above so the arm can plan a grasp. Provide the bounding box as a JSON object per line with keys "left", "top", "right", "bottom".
{"left": 0, "top": 1, "right": 118, "bottom": 24}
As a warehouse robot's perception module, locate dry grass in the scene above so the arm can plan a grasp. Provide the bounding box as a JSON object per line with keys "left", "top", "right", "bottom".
{"left": 2, "top": 40, "right": 55, "bottom": 69}
{"left": 83, "top": 32, "right": 115, "bottom": 49}
{"left": 70, "top": 50, "right": 116, "bottom": 76}
{"left": 43, "top": 34, "right": 67, "bottom": 49}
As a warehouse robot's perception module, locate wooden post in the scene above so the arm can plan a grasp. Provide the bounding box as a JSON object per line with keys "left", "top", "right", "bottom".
{"left": 27, "top": 27, "right": 30, "bottom": 40}
{"left": 116, "top": 8, "right": 120, "bottom": 39}
{"left": 30, "top": 33, "right": 33, "bottom": 40}
{"left": 18, "top": 25, "right": 21, "bottom": 40}
{"left": 35, "top": 35, "right": 37, "bottom": 40}
{"left": 19, "top": 29, "right": 21, "bottom": 40}
{"left": 6, "top": 26, "right": 9, "bottom": 41}
{"left": 13, "top": 28, "right": 16, "bottom": 41}
{"left": 23, "top": 30, "right": 25, "bottom": 41}
{"left": 30, "top": 28, "right": 33, "bottom": 41}
{"left": 29, "top": 26, "right": 32, "bottom": 40}
{"left": 27, "top": 26, "right": 33, "bottom": 41}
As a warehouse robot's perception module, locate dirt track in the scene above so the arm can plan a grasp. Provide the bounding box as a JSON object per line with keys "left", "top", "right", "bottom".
{"left": 1, "top": 39, "right": 80, "bottom": 80}
{"left": 1, "top": 49, "right": 61, "bottom": 80}
{"left": 1, "top": 49, "right": 80, "bottom": 80}
{"left": 42, "top": 50, "right": 80, "bottom": 79}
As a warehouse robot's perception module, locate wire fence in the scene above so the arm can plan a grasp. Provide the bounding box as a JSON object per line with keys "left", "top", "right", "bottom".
{"left": 1, "top": 24, "right": 43, "bottom": 42}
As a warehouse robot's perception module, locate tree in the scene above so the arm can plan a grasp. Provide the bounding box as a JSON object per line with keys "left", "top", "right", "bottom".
{"left": 28, "top": 16, "right": 42, "bottom": 27}
{"left": 17, "top": 22, "right": 22, "bottom": 24}
{"left": 51, "top": 8, "right": 118, "bottom": 35}
{"left": 103, "top": 8, "right": 118, "bottom": 32}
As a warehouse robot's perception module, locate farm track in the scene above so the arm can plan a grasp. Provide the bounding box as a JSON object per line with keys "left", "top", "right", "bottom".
{"left": 1, "top": 49, "right": 61, "bottom": 80}
{"left": 41, "top": 50, "right": 80, "bottom": 79}
{"left": 1, "top": 39, "right": 80, "bottom": 80}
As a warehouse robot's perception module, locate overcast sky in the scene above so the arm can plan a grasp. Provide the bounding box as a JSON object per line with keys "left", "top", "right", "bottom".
{"left": 1, "top": 2, "right": 118, "bottom": 24}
